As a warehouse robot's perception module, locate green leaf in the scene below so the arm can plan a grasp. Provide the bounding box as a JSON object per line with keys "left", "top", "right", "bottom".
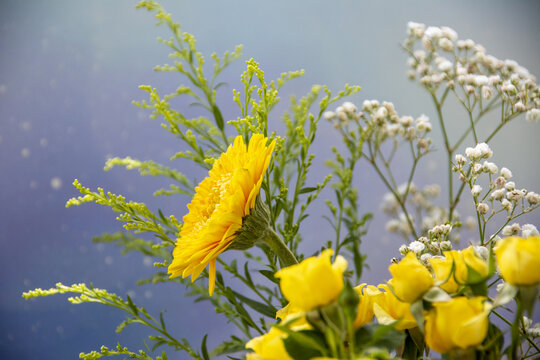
{"left": 337, "top": 281, "right": 359, "bottom": 323}
{"left": 422, "top": 287, "right": 451, "bottom": 303}
{"left": 355, "top": 323, "right": 406, "bottom": 352}
{"left": 212, "top": 104, "right": 224, "bottom": 131}
{"left": 401, "top": 332, "right": 421, "bottom": 360}
{"left": 466, "top": 263, "right": 487, "bottom": 285}
{"left": 371, "top": 323, "right": 406, "bottom": 350}
{"left": 279, "top": 329, "right": 326, "bottom": 360}
{"left": 231, "top": 290, "right": 277, "bottom": 318}
{"left": 259, "top": 269, "right": 279, "bottom": 284}
{"left": 481, "top": 323, "right": 503, "bottom": 359}
{"left": 493, "top": 282, "right": 518, "bottom": 308}
{"left": 159, "top": 312, "right": 166, "bottom": 331}
{"left": 243, "top": 262, "right": 254, "bottom": 286}
{"left": 126, "top": 295, "right": 139, "bottom": 315}
{"left": 469, "top": 281, "right": 488, "bottom": 297}
{"left": 519, "top": 285, "right": 539, "bottom": 316}
{"left": 409, "top": 300, "right": 425, "bottom": 334}
{"left": 211, "top": 336, "right": 246, "bottom": 356}
{"left": 200, "top": 334, "right": 210, "bottom": 360}
{"left": 407, "top": 327, "right": 424, "bottom": 357}
{"left": 298, "top": 186, "right": 317, "bottom": 194}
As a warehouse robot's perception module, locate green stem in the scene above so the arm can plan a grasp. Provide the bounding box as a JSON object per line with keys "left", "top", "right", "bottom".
{"left": 493, "top": 310, "right": 540, "bottom": 354}
{"left": 334, "top": 199, "right": 344, "bottom": 256}
{"left": 347, "top": 319, "right": 356, "bottom": 360}
{"left": 403, "top": 143, "right": 420, "bottom": 202}
{"left": 452, "top": 99, "right": 500, "bottom": 151}
{"left": 261, "top": 227, "right": 298, "bottom": 267}
{"left": 467, "top": 109, "right": 479, "bottom": 144}
{"left": 510, "top": 299, "right": 524, "bottom": 360}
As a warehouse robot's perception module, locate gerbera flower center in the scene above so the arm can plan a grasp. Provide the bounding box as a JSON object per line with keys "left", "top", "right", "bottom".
{"left": 194, "top": 172, "right": 233, "bottom": 232}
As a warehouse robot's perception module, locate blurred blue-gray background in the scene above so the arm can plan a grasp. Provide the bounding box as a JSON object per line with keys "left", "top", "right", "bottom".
{"left": 1, "top": 0, "right": 539, "bottom": 358}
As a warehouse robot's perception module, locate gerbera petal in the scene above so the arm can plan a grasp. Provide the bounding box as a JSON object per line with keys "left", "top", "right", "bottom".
{"left": 208, "top": 259, "right": 216, "bottom": 296}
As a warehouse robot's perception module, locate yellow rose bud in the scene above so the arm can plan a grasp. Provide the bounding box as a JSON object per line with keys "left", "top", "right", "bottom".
{"left": 353, "top": 284, "right": 379, "bottom": 328}
{"left": 459, "top": 247, "right": 489, "bottom": 283}
{"left": 275, "top": 249, "right": 347, "bottom": 312}
{"left": 275, "top": 303, "right": 309, "bottom": 329}
{"left": 430, "top": 255, "right": 461, "bottom": 294}
{"left": 388, "top": 252, "right": 434, "bottom": 303}
{"left": 425, "top": 296, "right": 491, "bottom": 354}
{"left": 246, "top": 327, "right": 292, "bottom": 360}
{"left": 373, "top": 284, "right": 417, "bottom": 330}
{"left": 440, "top": 248, "right": 488, "bottom": 286}
{"left": 495, "top": 236, "right": 540, "bottom": 286}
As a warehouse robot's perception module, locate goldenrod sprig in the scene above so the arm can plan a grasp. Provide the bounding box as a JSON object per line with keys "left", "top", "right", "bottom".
{"left": 66, "top": 179, "right": 180, "bottom": 244}
{"left": 271, "top": 84, "right": 361, "bottom": 255}
{"left": 23, "top": 283, "right": 203, "bottom": 359}
{"left": 133, "top": 86, "right": 223, "bottom": 169}
{"left": 79, "top": 344, "right": 167, "bottom": 360}
{"left": 230, "top": 58, "right": 303, "bottom": 139}
{"left": 136, "top": 0, "right": 242, "bottom": 145}
{"left": 325, "top": 146, "right": 372, "bottom": 281}
{"left": 92, "top": 232, "right": 171, "bottom": 259}
{"left": 104, "top": 157, "right": 195, "bottom": 196}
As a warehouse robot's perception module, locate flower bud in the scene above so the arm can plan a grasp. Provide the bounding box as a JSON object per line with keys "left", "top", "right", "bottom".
{"left": 495, "top": 236, "right": 540, "bottom": 285}
{"left": 500, "top": 167, "right": 513, "bottom": 179}
{"left": 388, "top": 252, "right": 434, "bottom": 302}
{"left": 275, "top": 249, "right": 347, "bottom": 311}
{"left": 471, "top": 185, "right": 482, "bottom": 197}
{"left": 425, "top": 297, "right": 491, "bottom": 354}
{"left": 477, "top": 203, "right": 489, "bottom": 215}
{"left": 495, "top": 176, "right": 506, "bottom": 189}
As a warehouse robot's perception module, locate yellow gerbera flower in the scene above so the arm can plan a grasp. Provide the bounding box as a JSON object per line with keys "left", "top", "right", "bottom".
{"left": 168, "top": 134, "right": 276, "bottom": 295}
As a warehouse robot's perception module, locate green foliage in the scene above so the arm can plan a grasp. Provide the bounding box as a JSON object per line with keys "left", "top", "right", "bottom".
{"left": 79, "top": 344, "right": 168, "bottom": 360}
{"left": 269, "top": 84, "right": 362, "bottom": 257}
{"left": 230, "top": 58, "right": 304, "bottom": 138}
{"left": 354, "top": 323, "right": 407, "bottom": 354}
{"left": 92, "top": 232, "right": 171, "bottom": 260}
{"left": 325, "top": 144, "right": 372, "bottom": 281}
{"left": 104, "top": 157, "right": 195, "bottom": 196}
{"left": 23, "top": 283, "right": 202, "bottom": 359}
{"left": 66, "top": 179, "right": 179, "bottom": 245}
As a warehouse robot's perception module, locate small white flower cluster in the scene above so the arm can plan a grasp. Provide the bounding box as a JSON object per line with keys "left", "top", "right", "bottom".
{"left": 398, "top": 223, "right": 458, "bottom": 263}
{"left": 405, "top": 22, "right": 540, "bottom": 122}
{"left": 523, "top": 317, "right": 540, "bottom": 338}
{"left": 323, "top": 101, "right": 359, "bottom": 127}
{"left": 454, "top": 143, "right": 539, "bottom": 220}
{"left": 501, "top": 223, "right": 539, "bottom": 238}
{"left": 325, "top": 101, "right": 433, "bottom": 151}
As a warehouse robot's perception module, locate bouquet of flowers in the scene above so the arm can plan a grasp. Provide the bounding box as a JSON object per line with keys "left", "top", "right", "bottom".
{"left": 23, "top": 2, "right": 539, "bottom": 359}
